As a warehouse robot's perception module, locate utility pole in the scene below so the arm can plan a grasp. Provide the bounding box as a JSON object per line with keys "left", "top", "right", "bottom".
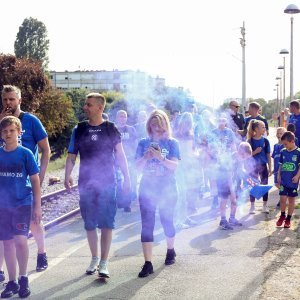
{"left": 240, "top": 21, "right": 246, "bottom": 115}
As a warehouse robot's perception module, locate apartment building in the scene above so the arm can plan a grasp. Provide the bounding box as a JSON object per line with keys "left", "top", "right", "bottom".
{"left": 49, "top": 69, "right": 165, "bottom": 99}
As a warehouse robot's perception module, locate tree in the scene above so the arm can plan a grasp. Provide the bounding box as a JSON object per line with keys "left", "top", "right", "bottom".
{"left": 14, "top": 17, "right": 49, "bottom": 69}
{"left": 0, "top": 54, "right": 49, "bottom": 112}
{"left": 36, "top": 89, "right": 76, "bottom": 157}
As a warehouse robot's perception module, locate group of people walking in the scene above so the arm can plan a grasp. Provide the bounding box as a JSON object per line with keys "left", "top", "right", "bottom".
{"left": 0, "top": 87, "right": 300, "bottom": 298}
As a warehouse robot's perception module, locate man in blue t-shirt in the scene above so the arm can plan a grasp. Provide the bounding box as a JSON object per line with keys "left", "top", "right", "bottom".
{"left": 240, "top": 102, "right": 269, "bottom": 137}
{"left": 0, "top": 85, "right": 50, "bottom": 276}
{"left": 288, "top": 100, "right": 300, "bottom": 142}
{"left": 65, "top": 92, "right": 130, "bottom": 279}
{"left": 277, "top": 131, "right": 300, "bottom": 229}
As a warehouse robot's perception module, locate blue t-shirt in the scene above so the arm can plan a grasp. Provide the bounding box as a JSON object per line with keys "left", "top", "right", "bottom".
{"left": 289, "top": 114, "right": 300, "bottom": 141}
{"left": 279, "top": 147, "right": 300, "bottom": 189}
{"left": 0, "top": 146, "right": 39, "bottom": 208}
{"left": 211, "top": 127, "right": 236, "bottom": 151}
{"left": 135, "top": 138, "right": 181, "bottom": 178}
{"left": 244, "top": 115, "right": 269, "bottom": 132}
{"left": 272, "top": 143, "right": 284, "bottom": 183}
{"left": 0, "top": 113, "right": 48, "bottom": 167}
{"left": 248, "top": 137, "right": 270, "bottom": 164}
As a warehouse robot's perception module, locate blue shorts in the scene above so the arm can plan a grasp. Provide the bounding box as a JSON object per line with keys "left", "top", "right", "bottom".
{"left": 0, "top": 206, "right": 32, "bottom": 240}
{"left": 79, "top": 186, "right": 117, "bottom": 230}
{"left": 279, "top": 185, "right": 298, "bottom": 197}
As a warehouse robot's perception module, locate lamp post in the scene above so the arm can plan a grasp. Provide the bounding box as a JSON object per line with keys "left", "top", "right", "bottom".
{"left": 276, "top": 83, "right": 280, "bottom": 116}
{"left": 284, "top": 4, "right": 300, "bottom": 101}
{"left": 276, "top": 77, "right": 281, "bottom": 115}
{"left": 279, "top": 48, "right": 289, "bottom": 107}
{"left": 240, "top": 21, "right": 246, "bottom": 115}
{"left": 277, "top": 67, "right": 284, "bottom": 109}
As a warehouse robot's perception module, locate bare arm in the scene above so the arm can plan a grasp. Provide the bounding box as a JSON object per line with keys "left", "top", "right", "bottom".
{"left": 38, "top": 137, "right": 50, "bottom": 185}
{"left": 30, "top": 173, "right": 42, "bottom": 224}
{"left": 64, "top": 153, "right": 77, "bottom": 190}
{"left": 115, "top": 143, "right": 131, "bottom": 193}
{"left": 267, "top": 153, "right": 272, "bottom": 176}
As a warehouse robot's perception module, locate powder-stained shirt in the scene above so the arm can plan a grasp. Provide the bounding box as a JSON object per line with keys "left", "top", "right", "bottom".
{"left": 0, "top": 146, "right": 39, "bottom": 208}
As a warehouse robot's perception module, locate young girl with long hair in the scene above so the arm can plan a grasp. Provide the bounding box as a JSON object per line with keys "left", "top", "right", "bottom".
{"left": 247, "top": 119, "right": 272, "bottom": 214}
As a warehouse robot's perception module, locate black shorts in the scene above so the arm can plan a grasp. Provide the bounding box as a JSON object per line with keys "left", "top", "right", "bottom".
{"left": 0, "top": 206, "right": 32, "bottom": 240}
{"left": 279, "top": 185, "right": 298, "bottom": 197}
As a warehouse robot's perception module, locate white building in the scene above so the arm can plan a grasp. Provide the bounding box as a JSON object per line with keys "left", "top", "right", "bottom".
{"left": 49, "top": 69, "right": 165, "bottom": 99}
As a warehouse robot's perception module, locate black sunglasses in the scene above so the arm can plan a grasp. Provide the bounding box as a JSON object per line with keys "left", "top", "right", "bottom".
{"left": 230, "top": 104, "right": 240, "bottom": 108}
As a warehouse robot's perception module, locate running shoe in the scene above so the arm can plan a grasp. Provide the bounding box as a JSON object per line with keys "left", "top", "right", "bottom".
{"left": 18, "top": 276, "right": 31, "bottom": 298}
{"left": 165, "top": 248, "right": 176, "bottom": 265}
{"left": 36, "top": 253, "right": 48, "bottom": 272}
{"left": 284, "top": 219, "right": 291, "bottom": 228}
{"left": 249, "top": 205, "right": 256, "bottom": 214}
{"left": 138, "top": 261, "right": 154, "bottom": 278}
{"left": 86, "top": 257, "right": 99, "bottom": 275}
{"left": 184, "top": 217, "right": 197, "bottom": 226}
{"left": 0, "top": 270, "right": 5, "bottom": 283}
{"left": 98, "top": 260, "right": 110, "bottom": 278}
{"left": 229, "top": 217, "right": 242, "bottom": 226}
{"left": 1, "top": 280, "right": 19, "bottom": 298}
{"left": 276, "top": 215, "right": 286, "bottom": 227}
{"left": 219, "top": 219, "right": 233, "bottom": 230}
{"left": 262, "top": 205, "right": 270, "bottom": 214}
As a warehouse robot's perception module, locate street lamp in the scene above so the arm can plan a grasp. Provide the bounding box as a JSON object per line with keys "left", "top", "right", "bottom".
{"left": 284, "top": 4, "right": 300, "bottom": 101}
{"left": 277, "top": 66, "right": 284, "bottom": 109}
{"left": 276, "top": 77, "right": 281, "bottom": 115}
{"left": 279, "top": 48, "right": 289, "bottom": 107}
{"left": 275, "top": 83, "right": 280, "bottom": 117}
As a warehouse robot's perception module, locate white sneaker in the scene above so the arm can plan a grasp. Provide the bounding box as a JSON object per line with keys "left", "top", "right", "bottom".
{"left": 86, "top": 256, "right": 99, "bottom": 275}
{"left": 262, "top": 205, "right": 270, "bottom": 214}
{"left": 98, "top": 260, "right": 110, "bottom": 278}
{"left": 249, "top": 205, "right": 256, "bottom": 214}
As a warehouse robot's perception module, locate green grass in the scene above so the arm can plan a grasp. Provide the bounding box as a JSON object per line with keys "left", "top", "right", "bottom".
{"left": 47, "top": 152, "right": 68, "bottom": 172}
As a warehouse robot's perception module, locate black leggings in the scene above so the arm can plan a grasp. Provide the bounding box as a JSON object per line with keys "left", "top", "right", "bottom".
{"left": 250, "top": 163, "right": 269, "bottom": 202}
{"left": 139, "top": 177, "right": 177, "bottom": 242}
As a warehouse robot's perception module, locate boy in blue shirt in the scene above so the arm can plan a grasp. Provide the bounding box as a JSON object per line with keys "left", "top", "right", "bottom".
{"left": 276, "top": 131, "right": 300, "bottom": 229}
{"left": 0, "top": 116, "right": 41, "bottom": 298}
{"left": 272, "top": 127, "right": 286, "bottom": 208}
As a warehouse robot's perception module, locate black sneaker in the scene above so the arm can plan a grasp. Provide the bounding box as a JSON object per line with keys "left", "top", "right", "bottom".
{"left": 165, "top": 249, "right": 176, "bottom": 265}
{"left": 18, "top": 276, "right": 30, "bottom": 298}
{"left": 219, "top": 219, "right": 233, "bottom": 230}
{"left": 229, "top": 217, "right": 242, "bottom": 226}
{"left": 36, "top": 253, "right": 48, "bottom": 272}
{"left": 0, "top": 270, "right": 5, "bottom": 283}
{"left": 138, "top": 261, "right": 154, "bottom": 278}
{"left": 1, "top": 280, "right": 19, "bottom": 298}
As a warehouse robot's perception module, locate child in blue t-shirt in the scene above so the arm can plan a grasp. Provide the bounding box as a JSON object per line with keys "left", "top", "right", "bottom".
{"left": 276, "top": 131, "right": 300, "bottom": 229}
{"left": 0, "top": 116, "right": 41, "bottom": 298}
{"left": 247, "top": 119, "right": 272, "bottom": 214}
{"left": 272, "top": 127, "right": 286, "bottom": 208}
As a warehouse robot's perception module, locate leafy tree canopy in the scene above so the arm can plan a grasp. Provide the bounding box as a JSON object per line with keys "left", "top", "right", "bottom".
{"left": 14, "top": 17, "right": 49, "bottom": 69}
{"left": 0, "top": 54, "right": 49, "bottom": 112}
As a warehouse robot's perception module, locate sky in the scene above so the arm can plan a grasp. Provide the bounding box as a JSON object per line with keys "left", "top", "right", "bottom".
{"left": 1, "top": 0, "right": 300, "bottom": 108}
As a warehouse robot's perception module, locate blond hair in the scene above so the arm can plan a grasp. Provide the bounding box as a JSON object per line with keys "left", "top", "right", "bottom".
{"left": 0, "top": 116, "right": 22, "bottom": 132}
{"left": 146, "top": 109, "right": 172, "bottom": 138}
{"left": 247, "top": 119, "right": 264, "bottom": 140}
{"left": 1, "top": 85, "right": 21, "bottom": 99}
{"left": 86, "top": 92, "right": 106, "bottom": 106}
